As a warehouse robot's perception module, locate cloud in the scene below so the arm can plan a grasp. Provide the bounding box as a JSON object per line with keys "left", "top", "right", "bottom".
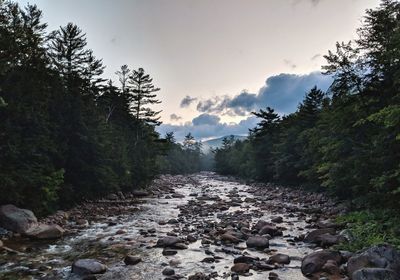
{"left": 159, "top": 71, "right": 333, "bottom": 141}
{"left": 157, "top": 115, "right": 258, "bottom": 141}
{"left": 192, "top": 113, "right": 220, "bottom": 126}
{"left": 194, "top": 71, "right": 332, "bottom": 116}
{"left": 170, "top": 113, "right": 182, "bottom": 121}
{"left": 180, "top": 95, "right": 197, "bottom": 108}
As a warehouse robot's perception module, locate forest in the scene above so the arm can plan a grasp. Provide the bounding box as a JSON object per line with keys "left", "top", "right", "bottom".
{"left": 214, "top": 0, "right": 400, "bottom": 248}
{"left": 0, "top": 1, "right": 204, "bottom": 215}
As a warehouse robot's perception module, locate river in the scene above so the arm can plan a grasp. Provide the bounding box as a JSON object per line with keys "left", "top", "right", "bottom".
{"left": 0, "top": 172, "right": 336, "bottom": 280}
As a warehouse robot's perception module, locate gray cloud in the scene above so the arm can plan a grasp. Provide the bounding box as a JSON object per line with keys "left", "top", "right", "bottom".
{"left": 170, "top": 113, "right": 182, "bottom": 121}
{"left": 157, "top": 116, "right": 258, "bottom": 141}
{"left": 159, "top": 71, "right": 333, "bottom": 141}
{"left": 192, "top": 113, "right": 220, "bottom": 126}
{"left": 195, "top": 71, "right": 332, "bottom": 116}
{"left": 180, "top": 95, "right": 197, "bottom": 108}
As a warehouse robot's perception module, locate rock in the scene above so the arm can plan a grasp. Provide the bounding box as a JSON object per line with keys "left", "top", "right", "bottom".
{"left": 132, "top": 190, "right": 149, "bottom": 197}
{"left": 156, "top": 236, "right": 181, "bottom": 247}
{"left": 188, "top": 272, "right": 210, "bottom": 280}
{"left": 234, "top": 255, "right": 259, "bottom": 264}
{"left": 220, "top": 233, "right": 240, "bottom": 243}
{"left": 201, "top": 257, "right": 215, "bottom": 263}
{"left": 259, "top": 224, "right": 281, "bottom": 237}
{"left": 167, "top": 218, "right": 179, "bottom": 224}
{"left": 162, "top": 267, "right": 175, "bottom": 276}
{"left": 124, "top": 255, "right": 141, "bottom": 265}
{"left": 0, "top": 240, "right": 2, "bottom": 248}
{"left": 301, "top": 250, "right": 342, "bottom": 277}
{"left": 0, "top": 204, "right": 37, "bottom": 233}
{"left": 25, "top": 224, "right": 64, "bottom": 239}
{"left": 253, "top": 261, "right": 275, "bottom": 271}
{"left": 246, "top": 236, "right": 269, "bottom": 249}
{"left": 71, "top": 259, "right": 107, "bottom": 276}
{"left": 162, "top": 249, "right": 178, "bottom": 256}
{"left": 352, "top": 268, "right": 398, "bottom": 280}
{"left": 268, "top": 272, "right": 280, "bottom": 280}
{"left": 231, "top": 263, "right": 250, "bottom": 274}
{"left": 321, "top": 259, "right": 340, "bottom": 275}
{"left": 172, "top": 242, "right": 188, "bottom": 249}
{"left": 187, "top": 234, "right": 197, "bottom": 242}
{"left": 271, "top": 216, "right": 283, "bottom": 223}
{"left": 115, "top": 229, "right": 127, "bottom": 234}
{"left": 347, "top": 244, "right": 400, "bottom": 278}
{"left": 253, "top": 220, "right": 271, "bottom": 231}
{"left": 268, "top": 253, "right": 290, "bottom": 265}
{"left": 314, "top": 233, "right": 347, "bottom": 247}
{"left": 303, "top": 228, "right": 336, "bottom": 243}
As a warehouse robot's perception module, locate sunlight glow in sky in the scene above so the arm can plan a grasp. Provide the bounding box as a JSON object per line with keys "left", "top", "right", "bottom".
{"left": 17, "top": 0, "right": 380, "bottom": 139}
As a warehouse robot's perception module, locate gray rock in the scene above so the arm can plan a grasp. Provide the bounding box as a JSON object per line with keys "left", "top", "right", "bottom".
{"left": 301, "top": 250, "right": 342, "bottom": 276}
{"left": 162, "top": 267, "right": 175, "bottom": 276}
{"left": 71, "top": 259, "right": 107, "bottom": 275}
{"left": 303, "top": 228, "right": 336, "bottom": 243}
{"left": 0, "top": 204, "right": 37, "bottom": 234}
{"left": 25, "top": 224, "right": 64, "bottom": 239}
{"left": 347, "top": 244, "right": 400, "bottom": 278}
{"left": 231, "top": 262, "right": 250, "bottom": 274}
{"left": 156, "top": 236, "right": 181, "bottom": 247}
{"left": 246, "top": 236, "right": 269, "bottom": 249}
{"left": 268, "top": 253, "right": 290, "bottom": 265}
{"left": 124, "top": 255, "right": 141, "bottom": 265}
{"left": 352, "top": 268, "right": 397, "bottom": 280}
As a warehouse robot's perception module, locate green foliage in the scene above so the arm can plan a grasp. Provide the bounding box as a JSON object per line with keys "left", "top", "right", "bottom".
{"left": 335, "top": 210, "right": 400, "bottom": 251}
{"left": 0, "top": 1, "right": 166, "bottom": 214}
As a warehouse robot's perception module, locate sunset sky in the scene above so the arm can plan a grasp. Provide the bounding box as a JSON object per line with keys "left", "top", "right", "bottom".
{"left": 18, "top": 0, "right": 380, "bottom": 140}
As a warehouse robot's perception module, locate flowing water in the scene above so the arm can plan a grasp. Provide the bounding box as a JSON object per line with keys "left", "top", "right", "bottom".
{"left": 0, "top": 173, "right": 315, "bottom": 280}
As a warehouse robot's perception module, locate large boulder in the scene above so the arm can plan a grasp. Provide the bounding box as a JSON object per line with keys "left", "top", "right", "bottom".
{"left": 0, "top": 204, "right": 37, "bottom": 233}
{"left": 71, "top": 259, "right": 107, "bottom": 275}
{"left": 246, "top": 236, "right": 269, "bottom": 249}
{"left": 347, "top": 244, "right": 400, "bottom": 278}
{"left": 25, "top": 224, "right": 64, "bottom": 239}
{"left": 301, "top": 249, "right": 342, "bottom": 277}
{"left": 352, "top": 268, "right": 397, "bottom": 280}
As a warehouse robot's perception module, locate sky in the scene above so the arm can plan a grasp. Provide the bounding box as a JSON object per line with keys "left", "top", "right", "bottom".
{"left": 18, "top": 0, "right": 381, "bottom": 140}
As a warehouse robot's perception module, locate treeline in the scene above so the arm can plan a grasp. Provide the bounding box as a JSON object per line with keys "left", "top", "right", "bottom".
{"left": 215, "top": 0, "right": 400, "bottom": 209}
{"left": 0, "top": 1, "right": 203, "bottom": 215}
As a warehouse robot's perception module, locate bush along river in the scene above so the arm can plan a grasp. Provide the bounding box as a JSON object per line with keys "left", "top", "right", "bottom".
{"left": 0, "top": 172, "right": 399, "bottom": 280}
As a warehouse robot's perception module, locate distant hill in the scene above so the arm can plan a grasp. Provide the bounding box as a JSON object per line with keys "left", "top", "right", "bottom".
{"left": 201, "top": 135, "right": 247, "bottom": 153}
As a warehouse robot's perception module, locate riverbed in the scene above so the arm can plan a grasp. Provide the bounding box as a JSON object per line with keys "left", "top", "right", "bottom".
{"left": 0, "top": 172, "right": 341, "bottom": 280}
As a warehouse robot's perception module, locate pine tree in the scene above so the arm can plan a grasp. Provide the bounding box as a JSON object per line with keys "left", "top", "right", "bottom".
{"left": 128, "top": 67, "right": 161, "bottom": 125}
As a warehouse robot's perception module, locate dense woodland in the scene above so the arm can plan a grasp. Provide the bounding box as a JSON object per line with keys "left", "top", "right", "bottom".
{"left": 0, "top": 1, "right": 204, "bottom": 215}
{"left": 215, "top": 0, "right": 400, "bottom": 210}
